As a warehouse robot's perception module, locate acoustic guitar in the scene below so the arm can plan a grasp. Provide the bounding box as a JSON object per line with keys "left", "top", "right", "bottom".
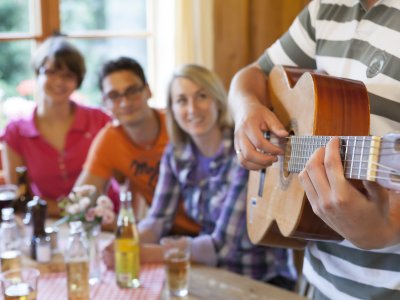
{"left": 246, "top": 65, "right": 400, "bottom": 249}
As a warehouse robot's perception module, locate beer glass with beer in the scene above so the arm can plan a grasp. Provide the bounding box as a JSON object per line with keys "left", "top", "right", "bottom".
{"left": 0, "top": 267, "right": 40, "bottom": 300}
{"left": 160, "top": 236, "right": 191, "bottom": 297}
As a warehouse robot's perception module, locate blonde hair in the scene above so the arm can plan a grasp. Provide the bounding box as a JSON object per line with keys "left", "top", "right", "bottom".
{"left": 166, "top": 64, "right": 232, "bottom": 146}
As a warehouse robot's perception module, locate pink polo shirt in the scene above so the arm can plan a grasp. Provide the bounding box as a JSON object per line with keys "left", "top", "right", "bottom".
{"left": 1, "top": 101, "right": 111, "bottom": 200}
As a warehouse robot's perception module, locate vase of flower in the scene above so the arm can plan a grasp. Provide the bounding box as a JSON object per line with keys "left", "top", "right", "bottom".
{"left": 57, "top": 185, "right": 116, "bottom": 285}
{"left": 85, "top": 222, "right": 102, "bottom": 285}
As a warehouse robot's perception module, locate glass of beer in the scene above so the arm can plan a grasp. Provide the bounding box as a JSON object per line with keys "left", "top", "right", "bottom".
{"left": 0, "top": 268, "right": 40, "bottom": 300}
{"left": 160, "top": 236, "right": 191, "bottom": 297}
{"left": 0, "top": 185, "right": 18, "bottom": 221}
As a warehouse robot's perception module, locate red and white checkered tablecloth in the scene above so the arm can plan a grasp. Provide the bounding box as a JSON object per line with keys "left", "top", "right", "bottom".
{"left": 37, "top": 263, "right": 165, "bottom": 300}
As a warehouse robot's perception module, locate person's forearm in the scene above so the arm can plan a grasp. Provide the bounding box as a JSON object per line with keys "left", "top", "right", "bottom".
{"left": 190, "top": 235, "right": 217, "bottom": 266}
{"left": 383, "top": 191, "right": 400, "bottom": 247}
{"left": 228, "top": 63, "right": 270, "bottom": 122}
{"left": 140, "top": 243, "right": 164, "bottom": 263}
{"left": 138, "top": 218, "right": 163, "bottom": 243}
{"left": 46, "top": 199, "right": 61, "bottom": 218}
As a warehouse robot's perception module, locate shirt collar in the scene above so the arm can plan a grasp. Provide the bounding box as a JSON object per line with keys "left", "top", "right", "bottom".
{"left": 19, "top": 101, "right": 87, "bottom": 137}
{"left": 175, "top": 127, "right": 234, "bottom": 169}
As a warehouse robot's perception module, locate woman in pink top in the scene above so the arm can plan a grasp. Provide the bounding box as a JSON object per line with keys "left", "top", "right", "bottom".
{"left": 1, "top": 37, "right": 110, "bottom": 215}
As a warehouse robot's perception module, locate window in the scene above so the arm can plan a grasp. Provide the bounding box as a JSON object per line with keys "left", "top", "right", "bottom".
{"left": 0, "top": 0, "right": 174, "bottom": 129}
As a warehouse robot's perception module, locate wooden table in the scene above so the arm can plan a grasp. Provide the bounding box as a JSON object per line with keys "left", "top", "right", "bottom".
{"left": 161, "top": 264, "right": 307, "bottom": 300}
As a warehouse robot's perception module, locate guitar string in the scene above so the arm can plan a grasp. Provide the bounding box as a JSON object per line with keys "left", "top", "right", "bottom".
{"left": 286, "top": 157, "right": 399, "bottom": 172}
{"left": 268, "top": 138, "right": 399, "bottom": 179}
{"left": 287, "top": 165, "right": 399, "bottom": 177}
{"left": 284, "top": 158, "right": 400, "bottom": 180}
{"left": 270, "top": 143, "right": 396, "bottom": 151}
{"left": 278, "top": 140, "right": 396, "bottom": 147}
{"left": 286, "top": 165, "right": 399, "bottom": 177}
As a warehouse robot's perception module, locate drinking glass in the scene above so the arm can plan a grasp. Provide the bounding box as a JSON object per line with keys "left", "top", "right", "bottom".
{"left": 160, "top": 236, "right": 191, "bottom": 297}
{"left": 0, "top": 185, "right": 18, "bottom": 221}
{"left": 0, "top": 268, "right": 40, "bottom": 300}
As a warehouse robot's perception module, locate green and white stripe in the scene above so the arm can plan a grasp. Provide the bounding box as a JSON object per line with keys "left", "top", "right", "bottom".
{"left": 258, "top": 0, "right": 400, "bottom": 298}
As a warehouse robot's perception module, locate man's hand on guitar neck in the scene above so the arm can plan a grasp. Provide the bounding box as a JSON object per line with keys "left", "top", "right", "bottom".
{"left": 229, "top": 64, "right": 288, "bottom": 170}
{"left": 299, "top": 137, "right": 400, "bottom": 249}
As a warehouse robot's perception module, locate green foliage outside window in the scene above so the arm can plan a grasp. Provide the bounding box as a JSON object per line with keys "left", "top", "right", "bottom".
{"left": 0, "top": 0, "right": 148, "bottom": 129}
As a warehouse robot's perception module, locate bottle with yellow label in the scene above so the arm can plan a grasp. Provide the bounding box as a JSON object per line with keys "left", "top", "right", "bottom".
{"left": 115, "top": 190, "right": 140, "bottom": 288}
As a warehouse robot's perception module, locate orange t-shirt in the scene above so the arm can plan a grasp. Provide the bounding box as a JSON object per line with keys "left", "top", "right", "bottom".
{"left": 84, "top": 110, "right": 200, "bottom": 235}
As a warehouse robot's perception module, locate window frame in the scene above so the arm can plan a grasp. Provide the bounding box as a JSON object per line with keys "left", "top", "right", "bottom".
{"left": 0, "top": 0, "right": 157, "bottom": 102}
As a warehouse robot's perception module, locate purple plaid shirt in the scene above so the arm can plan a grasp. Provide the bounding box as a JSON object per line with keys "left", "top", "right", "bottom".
{"left": 139, "top": 129, "right": 296, "bottom": 282}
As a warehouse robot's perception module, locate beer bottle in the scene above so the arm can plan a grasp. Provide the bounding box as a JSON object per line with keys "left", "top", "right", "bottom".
{"left": 65, "top": 221, "right": 90, "bottom": 300}
{"left": 15, "top": 166, "right": 33, "bottom": 214}
{"left": 115, "top": 190, "right": 140, "bottom": 288}
{"left": 28, "top": 197, "right": 51, "bottom": 262}
{"left": 0, "top": 208, "right": 22, "bottom": 272}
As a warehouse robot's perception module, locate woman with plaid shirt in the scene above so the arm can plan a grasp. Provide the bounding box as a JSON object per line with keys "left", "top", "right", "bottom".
{"left": 137, "top": 64, "right": 296, "bottom": 290}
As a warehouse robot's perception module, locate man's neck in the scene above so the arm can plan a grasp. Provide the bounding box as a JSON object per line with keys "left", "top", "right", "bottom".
{"left": 123, "top": 109, "right": 160, "bottom": 149}
{"left": 367, "top": 0, "right": 379, "bottom": 9}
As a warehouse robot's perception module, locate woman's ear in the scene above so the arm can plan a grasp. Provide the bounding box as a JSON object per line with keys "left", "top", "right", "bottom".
{"left": 145, "top": 84, "right": 153, "bottom": 100}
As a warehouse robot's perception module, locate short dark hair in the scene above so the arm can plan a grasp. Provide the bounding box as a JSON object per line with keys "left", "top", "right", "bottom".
{"left": 98, "top": 57, "right": 147, "bottom": 91}
{"left": 32, "top": 37, "right": 86, "bottom": 88}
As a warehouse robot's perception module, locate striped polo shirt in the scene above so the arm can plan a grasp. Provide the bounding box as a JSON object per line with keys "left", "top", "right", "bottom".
{"left": 258, "top": 0, "right": 400, "bottom": 299}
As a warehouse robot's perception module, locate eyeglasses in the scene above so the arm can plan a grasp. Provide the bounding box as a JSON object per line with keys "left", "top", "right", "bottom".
{"left": 104, "top": 85, "right": 146, "bottom": 103}
{"left": 39, "top": 67, "right": 77, "bottom": 82}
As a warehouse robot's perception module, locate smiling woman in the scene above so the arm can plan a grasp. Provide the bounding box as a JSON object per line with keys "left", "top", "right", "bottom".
{"left": 130, "top": 64, "right": 297, "bottom": 290}
{"left": 0, "top": 37, "right": 111, "bottom": 211}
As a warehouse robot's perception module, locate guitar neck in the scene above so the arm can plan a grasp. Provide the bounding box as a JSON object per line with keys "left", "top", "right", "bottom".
{"left": 287, "top": 135, "right": 382, "bottom": 182}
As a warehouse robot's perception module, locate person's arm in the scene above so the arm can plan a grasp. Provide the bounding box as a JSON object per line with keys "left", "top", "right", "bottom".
{"left": 228, "top": 1, "right": 319, "bottom": 171}
{"left": 187, "top": 160, "right": 251, "bottom": 268}
{"left": 74, "top": 169, "right": 108, "bottom": 196}
{"left": 1, "top": 143, "right": 24, "bottom": 184}
{"left": 138, "top": 145, "right": 181, "bottom": 244}
{"left": 228, "top": 63, "right": 288, "bottom": 171}
{"left": 299, "top": 138, "right": 400, "bottom": 249}
{"left": 102, "top": 145, "right": 180, "bottom": 267}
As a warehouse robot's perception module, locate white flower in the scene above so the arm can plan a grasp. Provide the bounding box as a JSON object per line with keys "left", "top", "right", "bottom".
{"left": 79, "top": 197, "right": 91, "bottom": 211}
{"left": 72, "top": 185, "right": 96, "bottom": 198}
{"left": 66, "top": 203, "right": 80, "bottom": 215}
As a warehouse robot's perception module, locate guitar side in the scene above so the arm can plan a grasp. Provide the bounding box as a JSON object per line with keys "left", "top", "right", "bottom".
{"left": 246, "top": 66, "right": 370, "bottom": 248}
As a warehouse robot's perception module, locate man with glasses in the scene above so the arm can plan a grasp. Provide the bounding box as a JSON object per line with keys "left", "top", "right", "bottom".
{"left": 75, "top": 57, "right": 199, "bottom": 234}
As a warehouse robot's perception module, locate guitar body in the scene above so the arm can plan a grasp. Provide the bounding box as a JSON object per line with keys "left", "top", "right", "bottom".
{"left": 247, "top": 66, "right": 370, "bottom": 248}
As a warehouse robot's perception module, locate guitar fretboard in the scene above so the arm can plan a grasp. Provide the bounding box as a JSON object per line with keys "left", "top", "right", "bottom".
{"left": 287, "top": 136, "right": 381, "bottom": 181}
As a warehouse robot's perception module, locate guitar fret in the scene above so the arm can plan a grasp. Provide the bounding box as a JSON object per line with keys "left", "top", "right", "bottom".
{"left": 288, "top": 136, "right": 375, "bottom": 176}
{"left": 359, "top": 137, "right": 365, "bottom": 179}
{"left": 350, "top": 137, "right": 356, "bottom": 179}
{"left": 343, "top": 137, "right": 349, "bottom": 176}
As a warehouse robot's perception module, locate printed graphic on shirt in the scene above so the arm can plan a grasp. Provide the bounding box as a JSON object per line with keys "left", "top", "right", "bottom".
{"left": 366, "top": 50, "right": 387, "bottom": 78}
{"left": 130, "top": 160, "right": 159, "bottom": 188}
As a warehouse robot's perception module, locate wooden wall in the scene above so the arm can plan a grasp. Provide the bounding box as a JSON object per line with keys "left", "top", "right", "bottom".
{"left": 213, "top": 0, "right": 309, "bottom": 88}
